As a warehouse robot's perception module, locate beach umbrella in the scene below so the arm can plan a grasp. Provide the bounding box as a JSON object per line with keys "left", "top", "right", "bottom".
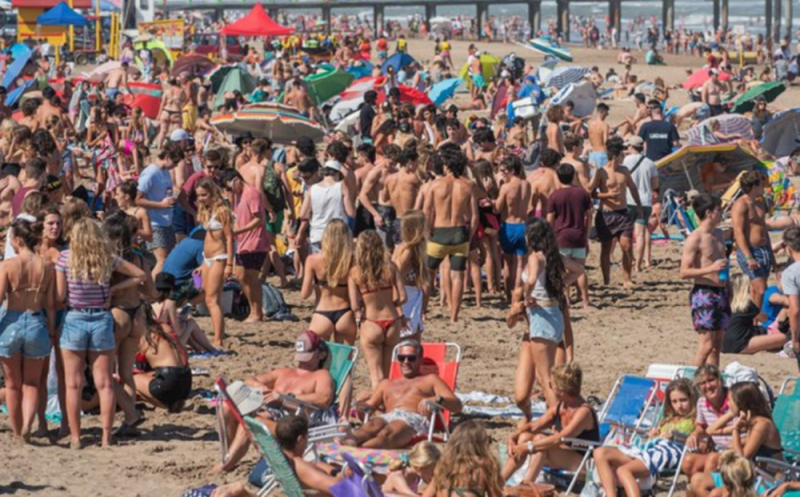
{"left": 457, "top": 53, "right": 501, "bottom": 83}
{"left": 4, "top": 79, "right": 37, "bottom": 107}
{"left": 730, "top": 82, "right": 786, "bottom": 114}
{"left": 210, "top": 105, "right": 325, "bottom": 144}
{"left": 2, "top": 43, "right": 32, "bottom": 90}
{"left": 171, "top": 54, "right": 215, "bottom": 77}
{"left": 549, "top": 80, "right": 597, "bottom": 117}
{"left": 335, "top": 109, "right": 361, "bottom": 135}
{"left": 381, "top": 52, "right": 416, "bottom": 74}
{"left": 761, "top": 108, "right": 800, "bottom": 157}
{"left": 330, "top": 96, "right": 364, "bottom": 122}
{"left": 306, "top": 68, "right": 355, "bottom": 104}
{"left": 682, "top": 68, "right": 733, "bottom": 90}
{"left": 427, "top": 77, "right": 461, "bottom": 106}
{"left": 544, "top": 66, "right": 589, "bottom": 89}
{"left": 534, "top": 57, "right": 559, "bottom": 83}
{"left": 346, "top": 60, "right": 374, "bottom": 80}
{"left": 208, "top": 64, "right": 241, "bottom": 94}
{"left": 656, "top": 143, "right": 763, "bottom": 194}
{"left": 342, "top": 76, "right": 385, "bottom": 98}
{"left": 213, "top": 68, "right": 257, "bottom": 109}
{"left": 377, "top": 85, "right": 432, "bottom": 107}
{"left": 685, "top": 115, "right": 754, "bottom": 145}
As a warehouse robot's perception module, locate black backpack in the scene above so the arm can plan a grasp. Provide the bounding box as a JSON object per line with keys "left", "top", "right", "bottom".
{"left": 261, "top": 282, "right": 297, "bottom": 321}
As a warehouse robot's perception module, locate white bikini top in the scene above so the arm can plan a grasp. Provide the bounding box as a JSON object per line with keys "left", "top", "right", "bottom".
{"left": 206, "top": 214, "right": 223, "bottom": 232}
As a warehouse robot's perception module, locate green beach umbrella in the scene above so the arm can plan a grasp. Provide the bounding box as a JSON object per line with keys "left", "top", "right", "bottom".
{"left": 214, "top": 68, "right": 257, "bottom": 109}
{"left": 731, "top": 82, "right": 785, "bottom": 114}
{"left": 457, "top": 53, "right": 502, "bottom": 86}
{"left": 305, "top": 68, "right": 354, "bottom": 105}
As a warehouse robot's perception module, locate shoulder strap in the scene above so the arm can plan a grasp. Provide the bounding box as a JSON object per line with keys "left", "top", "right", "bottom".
{"left": 629, "top": 155, "right": 646, "bottom": 175}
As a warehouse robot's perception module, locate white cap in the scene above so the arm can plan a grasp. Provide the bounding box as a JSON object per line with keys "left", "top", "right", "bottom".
{"left": 170, "top": 129, "right": 190, "bottom": 142}
{"left": 323, "top": 160, "right": 343, "bottom": 173}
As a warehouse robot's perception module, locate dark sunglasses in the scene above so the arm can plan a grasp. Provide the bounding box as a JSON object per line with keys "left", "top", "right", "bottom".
{"left": 397, "top": 354, "right": 417, "bottom": 363}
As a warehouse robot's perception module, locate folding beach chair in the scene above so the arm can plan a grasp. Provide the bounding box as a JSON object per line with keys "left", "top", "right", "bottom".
{"left": 215, "top": 378, "right": 304, "bottom": 497}
{"left": 720, "top": 171, "right": 746, "bottom": 215}
{"left": 329, "top": 453, "right": 385, "bottom": 497}
{"left": 559, "top": 375, "right": 659, "bottom": 494}
{"left": 386, "top": 342, "right": 462, "bottom": 443}
{"left": 769, "top": 387, "right": 800, "bottom": 460}
{"left": 663, "top": 191, "right": 697, "bottom": 240}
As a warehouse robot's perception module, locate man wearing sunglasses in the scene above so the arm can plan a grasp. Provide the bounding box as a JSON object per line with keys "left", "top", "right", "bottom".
{"left": 343, "top": 340, "right": 461, "bottom": 449}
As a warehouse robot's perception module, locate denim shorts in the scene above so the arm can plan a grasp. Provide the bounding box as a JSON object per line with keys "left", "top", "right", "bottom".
{"left": 147, "top": 225, "right": 177, "bottom": 251}
{"left": 60, "top": 309, "right": 115, "bottom": 352}
{"left": 528, "top": 305, "right": 565, "bottom": 344}
{"left": 0, "top": 309, "right": 50, "bottom": 359}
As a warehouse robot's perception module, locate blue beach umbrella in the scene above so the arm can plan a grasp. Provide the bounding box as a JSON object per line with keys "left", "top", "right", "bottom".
{"left": 381, "top": 52, "right": 416, "bottom": 74}
{"left": 1, "top": 43, "right": 32, "bottom": 90}
{"left": 427, "top": 77, "right": 461, "bottom": 106}
{"left": 347, "top": 61, "right": 374, "bottom": 80}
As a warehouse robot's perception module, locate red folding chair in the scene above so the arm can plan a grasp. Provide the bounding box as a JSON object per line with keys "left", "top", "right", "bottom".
{"left": 388, "top": 342, "right": 461, "bottom": 443}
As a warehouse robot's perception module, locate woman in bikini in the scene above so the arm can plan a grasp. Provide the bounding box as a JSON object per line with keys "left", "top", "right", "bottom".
{"left": 0, "top": 219, "right": 55, "bottom": 442}
{"left": 115, "top": 179, "right": 153, "bottom": 244}
{"left": 301, "top": 220, "right": 356, "bottom": 345}
{"left": 151, "top": 273, "right": 217, "bottom": 354}
{"left": 156, "top": 78, "right": 186, "bottom": 149}
{"left": 104, "top": 211, "right": 156, "bottom": 435}
{"left": 86, "top": 105, "right": 118, "bottom": 209}
{"left": 423, "top": 420, "right": 504, "bottom": 497}
{"left": 195, "top": 178, "right": 234, "bottom": 348}
{"left": 56, "top": 218, "right": 145, "bottom": 449}
{"left": 348, "top": 230, "right": 407, "bottom": 390}
{"left": 393, "top": 211, "right": 428, "bottom": 341}
{"left": 502, "top": 363, "right": 601, "bottom": 483}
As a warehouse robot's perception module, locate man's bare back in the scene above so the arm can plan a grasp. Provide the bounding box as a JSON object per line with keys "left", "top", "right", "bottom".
{"left": 426, "top": 176, "right": 474, "bottom": 229}
{"left": 384, "top": 169, "right": 421, "bottom": 216}
{"left": 588, "top": 118, "right": 609, "bottom": 152}
{"left": 496, "top": 176, "right": 531, "bottom": 224}
{"left": 527, "top": 168, "right": 560, "bottom": 215}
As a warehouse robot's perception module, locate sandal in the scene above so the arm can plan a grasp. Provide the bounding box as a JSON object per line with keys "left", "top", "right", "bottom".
{"left": 113, "top": 413, "right": 145, "bottom": 437}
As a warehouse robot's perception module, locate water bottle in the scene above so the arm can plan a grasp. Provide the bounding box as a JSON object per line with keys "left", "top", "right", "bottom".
{"left": 719, "top": 259, "right": 730, "bottom": 281}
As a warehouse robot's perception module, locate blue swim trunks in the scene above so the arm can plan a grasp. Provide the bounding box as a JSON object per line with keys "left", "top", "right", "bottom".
{"left": 588, "top": 150, "right": 609, "bottom": 168}
{"left": 499, "top": 222, "right": 527, "bottom": 256}
{"left": 736, "top": 244, "right": 775, "bottom": 280}
{"left": 470, "top": 73, "right": 486, "bottom": 89}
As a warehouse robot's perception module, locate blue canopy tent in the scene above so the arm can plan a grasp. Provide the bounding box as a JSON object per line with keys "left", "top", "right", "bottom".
{"left": 1, "top": 43, "right": 32, "bottom": 90}
{"left": 37, "top": 1, "right": 89, "bottom": 27}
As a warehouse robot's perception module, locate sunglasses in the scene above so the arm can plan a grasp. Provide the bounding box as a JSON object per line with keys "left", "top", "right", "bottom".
{"left": 397, "top": 354, "right": 417, "bottom": 363}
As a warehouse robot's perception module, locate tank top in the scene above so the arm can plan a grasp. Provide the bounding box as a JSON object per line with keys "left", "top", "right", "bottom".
{"left": 309, "top": 182, "right": 346, "bottom": 244}
{"left": 522, "top": 264, "right": 554, "bottom": 302}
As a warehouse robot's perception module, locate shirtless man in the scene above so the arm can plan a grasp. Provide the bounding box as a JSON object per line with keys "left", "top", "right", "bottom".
{"left": 590, "top": 137, "right": 643, "bottom": 287}
{"left": 507, "top": 117, "right": 529, "bottom": 152}
{"left": 239, "top": 138, "right": 278, "bottom": 222}
{"left": 344, "top": 340, "right": 462, "bottom": 448}
{"left": 354, "top": 144, "right": 377, "bottom": 191}
{"left": 679, "top": 194, "right": 730, "bottom": 366}
{"left": 473, "top": 128, "right": 499, "bottom": 164}
{"left": 615, "top": 93, "right": 648, "bottom": 137}
{"left": 423, "top": 145, "right": 478, "bottom": 323}
{"left": 383, "top": 147, "right": 422, "bottom": 220}
{"left": 105, "top": 61, "right": 131, "bottom": 100}
{"left": 528, "top": 149, "right": 562, "bottom": 218}
{"left": 587, "top": 103, "right": 610, "bottom": 168}
{"left": 18, "top": 99, "right": 40, "bottom": 131}
{"left": 285, "top": 79, "right": 315, "bottom": 119}
{"left": 359, "top": 145, "right": 399, "bottom": 249}
{"left": 37, "top": 87, "right": 64, "bottom": 127}
{"left": 544, "top": 105, "right": 566, "bottom": 155}
{"left": 496, "top": 155, "right": 532, "bottom": 303}
{"left": 701, "top": 69, "right": 725, "bottom": 117}
{"left": 731, "top": 171, "right": 775, "bottom": 307}
{"left": 563, "top": 133, "right": 592, "bottom": 190}
{"left": 212, "top": 331, "right": 335, "bottom": 473}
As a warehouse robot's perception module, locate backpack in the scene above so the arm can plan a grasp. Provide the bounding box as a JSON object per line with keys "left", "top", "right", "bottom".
{"left": 261, "top": 282, "right": 297, "bottom": 321}
{"left": 262, "top": 160, "right": 286, "bottom": 212}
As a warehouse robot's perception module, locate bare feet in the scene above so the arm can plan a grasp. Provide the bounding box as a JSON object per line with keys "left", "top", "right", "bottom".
{"left": 70, "top": 438, "right": 82, "bottom": 450}
{"left": 244, "top": 315, "right": 262, "bottom": 323}
{"left": 622, "top": 280, "right": 634, "bottom": 289}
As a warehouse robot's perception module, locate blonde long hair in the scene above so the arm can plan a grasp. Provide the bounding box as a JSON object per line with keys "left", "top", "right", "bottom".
{"left": 355, "top": 230, "right": 392, "bottom": 290}
{"left": 432, "top": 420, "right": 503, "bottom": 497}
{"left": 398, "top": 211, "right": 427, "bottom": 289}
{"left": 719, "top": 451, "right": 756, "bottom": 497}
{"left": 68, "top": 218, "right": 115, "bottom": 283}
{"left": 321, "top": 220, "right": 353, "bottom": 287}
{"left": 195, "top": 178, "right": 231, "bottom": 228}
{"left": 730, "top": 274, "right": 751, "bottom": 313}
{"left": 388, "top": 441, "right": 441, "bottom": 472}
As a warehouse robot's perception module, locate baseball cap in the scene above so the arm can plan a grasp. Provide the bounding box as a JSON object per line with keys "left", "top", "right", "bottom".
{"left": 295, "top": 330, "right": 323, "bottom": 362}
{"left": 624, "top": 136, "right": 644, "bottom": 148}
{"left": 155, "top": 272, "right": 176, "bottom": 292}
{"left": 170, "top": 129, "right": 190, "bottom": 142}
{"left": 323, "top": 160, "right": 343, "bottom": 173}
{"left": 45, "top": 174, "right": 62, "bottom": 192}
{"left": 227, "top": 381, "right": 263, "bottom": 416}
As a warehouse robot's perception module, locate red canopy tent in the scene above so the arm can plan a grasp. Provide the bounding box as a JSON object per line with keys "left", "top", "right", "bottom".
{"left": 221, "top": 4, "right": 295, "bottom": 37}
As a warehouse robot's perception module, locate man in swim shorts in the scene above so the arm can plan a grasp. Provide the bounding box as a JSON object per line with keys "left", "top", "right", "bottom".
{"left": 591, "top": 137, "right": 643, "bottom": 287}
{"left": 680, "top": 194, "right": 730, "bottom": 367}
{"left": 344, "top": 340, "right": 462, "bottom": 449}
{"left": 358, "top": 145, "right": 400, "bottom": 249}
{"left": 495, "top": 155, "right": 531, "bottom": 303}
{"left": 731, "top": 171, "right": 775, "bottom": 309}
{"left": 423, "top": 144, "right": 478, "bottom": 322}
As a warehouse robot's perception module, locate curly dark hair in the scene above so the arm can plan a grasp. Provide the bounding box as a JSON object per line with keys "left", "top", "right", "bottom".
{"left": 526, "top": 218, "right": 566, "bottom": 309}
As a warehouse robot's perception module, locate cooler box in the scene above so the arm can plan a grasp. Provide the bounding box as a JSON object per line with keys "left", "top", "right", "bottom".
{"left": 646, "top": 364, "right": 687, "bottom": 402}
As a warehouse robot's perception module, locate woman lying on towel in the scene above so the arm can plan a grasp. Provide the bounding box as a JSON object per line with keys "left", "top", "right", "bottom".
{"left": 501, "top": 363, "right": 600, "bottom": 483}
{"left": 592, "top": 379, "right": 697, "bottom": 497}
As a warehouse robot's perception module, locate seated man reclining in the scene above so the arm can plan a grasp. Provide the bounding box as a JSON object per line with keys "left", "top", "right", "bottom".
{"left": 212, "top": 330, "right": 336, "bottom": 474}
{"left": 344, "top": 339, "right": 462, "bottom": 449}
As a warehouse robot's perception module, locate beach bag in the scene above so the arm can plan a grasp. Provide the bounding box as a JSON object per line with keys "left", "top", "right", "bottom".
{"left": 263, "top": 160, "right": 286, "bottom": 212}
{"left": 261, "top": 282, "right": 296, "bottom": 321}
{"left": 512, "top": 97, "right": 539, "bottom": 119}
{"left": 724, "top": 362, "right": 775, "bottom": 406}
{"left": 228, "top": 281, "right": 250, "bottom": 321}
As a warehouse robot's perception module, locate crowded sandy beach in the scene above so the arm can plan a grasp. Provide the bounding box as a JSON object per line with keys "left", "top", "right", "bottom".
{"left": 1, "top": 8, "right": 800, "bottom": 497}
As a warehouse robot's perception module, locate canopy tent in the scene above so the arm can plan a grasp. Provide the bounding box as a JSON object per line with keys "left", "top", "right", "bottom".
{"left": 1, "top": 43, "right": 32, "bottom": 90}
{"left": 37, "top": 1, "right": 88, "bottom": 26}
{"left": 221, "top": 4, "right": 294, "bottom": 37}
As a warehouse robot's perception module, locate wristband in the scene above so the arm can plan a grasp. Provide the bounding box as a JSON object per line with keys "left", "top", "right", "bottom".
{"left": 527, "top": 441, "right": 535, "bottom": 454}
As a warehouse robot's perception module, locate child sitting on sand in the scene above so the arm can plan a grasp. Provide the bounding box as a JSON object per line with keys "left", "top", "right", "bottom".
{"left": 722, "top": 274, "right": 790, "bottom": 355}
{"left": 382, "top": 441, "right": 441, "bottom": 496}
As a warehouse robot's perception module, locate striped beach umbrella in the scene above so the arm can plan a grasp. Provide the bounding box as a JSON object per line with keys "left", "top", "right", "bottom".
{"left": 656, "top": 143, "right": 763, "bottom": 194}
{"left": 685, "top": 114, "right": 754, "bottom": 145}
{"left": 210, "top": 105, "right": 325, "bottom": 144}
{"left": 762, "top": 108, "right": 800, "bottom": 158}
{"left": 543, "top": 66, "right": 589, "bottom": 90}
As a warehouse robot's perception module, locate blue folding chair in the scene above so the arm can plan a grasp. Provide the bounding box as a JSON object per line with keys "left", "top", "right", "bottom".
{"left": 559, "top": 375, "right": 659, "bottom": 494}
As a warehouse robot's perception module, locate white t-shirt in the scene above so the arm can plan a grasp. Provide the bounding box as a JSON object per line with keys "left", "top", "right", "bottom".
{"left": 623, "top": 153, "right": 657, "bottom": 207}
{"left": 782, "top": 261, "right": 800, "bottom": 296}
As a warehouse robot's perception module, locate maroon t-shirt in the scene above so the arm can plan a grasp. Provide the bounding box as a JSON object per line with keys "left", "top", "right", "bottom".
{"left": 547, "top": 186, "right": 592, "bottom": 249}
{"left": 181, "top": 171, "right": 209, "bottom": 212}
{"left": 11, "top": 185, "right": 36, "bottom": 217}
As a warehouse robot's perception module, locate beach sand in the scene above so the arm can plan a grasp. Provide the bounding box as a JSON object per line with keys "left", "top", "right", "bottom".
{"left": 2, "top": 39, "right": 799, "bottom": 497}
